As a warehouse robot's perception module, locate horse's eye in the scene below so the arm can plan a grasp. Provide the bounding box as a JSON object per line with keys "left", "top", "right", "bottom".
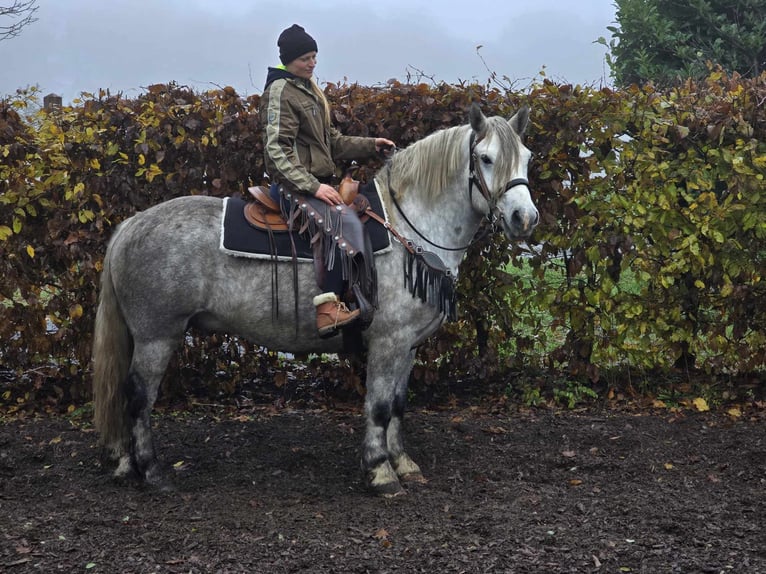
{"left": 480, "top": 154, "right": 492, "bottom": 165}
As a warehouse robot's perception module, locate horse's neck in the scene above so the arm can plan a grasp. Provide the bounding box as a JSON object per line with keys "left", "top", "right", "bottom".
{"left": 383, "top": 174, "right": 483, "bottom": 273}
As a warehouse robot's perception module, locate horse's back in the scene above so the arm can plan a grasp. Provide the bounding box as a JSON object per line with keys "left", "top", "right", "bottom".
{"left": 103, "top": 195, "right": 336, "bottom": 350}
{"left": 105, "top": 196, "right": 227, "bottom": 326}
{"left": 119, "top": 195, "right": 222, "bottom": 235}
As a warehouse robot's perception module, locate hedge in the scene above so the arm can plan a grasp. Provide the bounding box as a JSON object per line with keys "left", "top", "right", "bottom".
{"left": 1, "top": 70, "right": 764, "bottom": 409}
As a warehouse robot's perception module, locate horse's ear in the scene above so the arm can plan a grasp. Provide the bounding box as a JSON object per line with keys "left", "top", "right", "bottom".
{"left": 468, "top": 102, "right": 488, "bottom": 139}
{"left": 509, "top": 106, "right": 530, "bottom": 136}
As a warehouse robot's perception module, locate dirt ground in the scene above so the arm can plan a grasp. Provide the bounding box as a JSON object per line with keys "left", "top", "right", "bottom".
{"left": 2, "top": 393, "right": 766, "bottom": 574}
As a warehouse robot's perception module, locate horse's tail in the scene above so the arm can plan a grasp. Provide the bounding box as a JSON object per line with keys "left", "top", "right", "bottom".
{"left": 92, "top": 229, "right": 132, "bottom": 457}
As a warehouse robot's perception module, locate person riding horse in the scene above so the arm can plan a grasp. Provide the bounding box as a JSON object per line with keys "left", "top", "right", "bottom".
{"left": 93, "top": 99, "right": 539, "bottom": 495}
{"left": 260, "top": 24, "right": 395, "bottom": 337}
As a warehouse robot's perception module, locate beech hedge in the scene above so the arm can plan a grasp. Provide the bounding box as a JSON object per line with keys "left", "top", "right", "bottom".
{"left": 1, "top": 71, "right": 764, "bottom": 408}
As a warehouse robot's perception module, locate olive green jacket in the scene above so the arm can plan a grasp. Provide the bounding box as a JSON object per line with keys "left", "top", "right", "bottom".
{"left": 260, "top": 67, "right": 377, "bottom": 195}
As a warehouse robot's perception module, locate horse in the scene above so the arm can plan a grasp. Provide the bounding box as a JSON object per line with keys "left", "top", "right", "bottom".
{"left": 92, "top": 103, "right": 539, "bottom": 497}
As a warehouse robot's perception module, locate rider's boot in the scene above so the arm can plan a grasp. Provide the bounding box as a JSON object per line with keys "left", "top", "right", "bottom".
{"left": 313, "top": 292, "right": 360, "bottom": 337}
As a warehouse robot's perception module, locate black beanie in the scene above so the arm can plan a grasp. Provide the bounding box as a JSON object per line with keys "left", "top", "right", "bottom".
{"left": 278, "top": 24, "right": 318, "bottom": 65}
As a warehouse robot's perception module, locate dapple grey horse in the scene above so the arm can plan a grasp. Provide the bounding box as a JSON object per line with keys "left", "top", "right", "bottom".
{"left": 92, "top": 103, "right": 539, "bottom": 496}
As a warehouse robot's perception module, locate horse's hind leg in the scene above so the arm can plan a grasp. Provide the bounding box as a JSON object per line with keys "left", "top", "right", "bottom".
{"left": 116, "top": 338, "right": 176, "bottom": 488}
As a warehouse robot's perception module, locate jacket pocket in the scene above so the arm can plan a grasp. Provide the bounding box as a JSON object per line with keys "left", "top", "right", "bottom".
{"left": 297, "top": 142, "right": 312, "bottom": 172}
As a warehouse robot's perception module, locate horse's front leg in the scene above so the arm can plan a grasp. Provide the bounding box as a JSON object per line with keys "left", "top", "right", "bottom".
{"left": 362, "top": 346, "right": 419, "bottom": 497}
{"left": 385, "top": 350, "right": 425, "bottom": 483}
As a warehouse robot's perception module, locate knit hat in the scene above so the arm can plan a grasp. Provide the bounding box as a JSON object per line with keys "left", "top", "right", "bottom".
{"left": 278, "top": 24, "right": 318, "bottom": 65}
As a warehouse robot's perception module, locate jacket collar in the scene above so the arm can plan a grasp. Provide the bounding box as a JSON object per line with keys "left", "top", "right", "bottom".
{"left": 264, "top": 66, "right": 313, "bottom": 92}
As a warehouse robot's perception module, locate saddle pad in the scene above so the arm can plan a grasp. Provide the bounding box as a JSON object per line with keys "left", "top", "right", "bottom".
{"left": 220, "top": 182, "right": 392, "bottom": 261}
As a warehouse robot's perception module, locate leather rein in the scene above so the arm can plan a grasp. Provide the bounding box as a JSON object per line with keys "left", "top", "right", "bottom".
{"left": 379, "top": 132, "right": 529, "bottom": 253}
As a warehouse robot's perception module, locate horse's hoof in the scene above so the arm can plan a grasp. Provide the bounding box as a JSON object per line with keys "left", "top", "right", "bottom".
{"left": 371, "top": 479, "right": 406, "bottom": 498}
{"left": 399, "top": 471, "right": 428, "bottom": 485}
{"left": 392, "top": 453, "right": 424, "bottom": 483}
{"left": 112, "top": 473, "right": 139, "bottom": 488}
{"left": 153, "top": 480, "right": 177, "bottom": 494}
{"left": 144, "top": 466, "right": 175, "bottom": 493}
{"left": 366, "top": 460, "right": 405, "bottom": 497}
{"left": 112, "top": 455, "right": 139, "bottom": 482}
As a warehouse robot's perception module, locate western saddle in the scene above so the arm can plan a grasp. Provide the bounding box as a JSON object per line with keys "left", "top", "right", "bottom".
{"left": 245, "top": 175, "right": 364, "bottom": 232}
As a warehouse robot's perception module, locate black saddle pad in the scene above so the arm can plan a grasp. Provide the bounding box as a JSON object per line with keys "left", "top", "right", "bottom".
{"left": 220, "top": 183, "right": 391, "bottom": 261}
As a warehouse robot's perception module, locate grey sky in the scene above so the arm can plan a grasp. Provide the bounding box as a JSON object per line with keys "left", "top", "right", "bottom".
{"left": 1, "top": 0, "right": 616, "bottom": 101}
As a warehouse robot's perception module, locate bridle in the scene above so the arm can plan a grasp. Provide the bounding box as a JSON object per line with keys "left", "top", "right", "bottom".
{"left": 468, "top": 132, "right": 530, "bottom": 226}
{"left": 387, "top": 131, "right": 529, "bottom": 252}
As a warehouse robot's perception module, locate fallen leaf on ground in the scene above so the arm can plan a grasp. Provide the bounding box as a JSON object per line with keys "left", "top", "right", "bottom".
{"left": 693, "top": 397, "right": 709, "bottom": 412}
{"left": 373, "top": 528, "right": 392, "bottom": 548}
{"left": 373, "top": 528, "right": 389, "bottom": 540}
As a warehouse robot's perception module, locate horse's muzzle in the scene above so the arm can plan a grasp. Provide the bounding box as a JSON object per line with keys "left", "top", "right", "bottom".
{"left": 501, "top": 206, "right": 539, "bottom": 240}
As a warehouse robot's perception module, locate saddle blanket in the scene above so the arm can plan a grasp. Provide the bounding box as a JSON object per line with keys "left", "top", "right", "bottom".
{"left": 219, "top": 182, "right": 392, "bottom": 261}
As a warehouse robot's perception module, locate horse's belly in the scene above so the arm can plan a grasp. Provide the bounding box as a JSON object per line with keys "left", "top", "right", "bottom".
{"left": 192, "top": 309, "right": 345, "bottom": 355}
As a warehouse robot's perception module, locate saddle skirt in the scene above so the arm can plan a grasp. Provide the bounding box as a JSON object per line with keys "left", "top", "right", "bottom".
{"left": 243, "top": 186, "right": 289, "bottom": 232}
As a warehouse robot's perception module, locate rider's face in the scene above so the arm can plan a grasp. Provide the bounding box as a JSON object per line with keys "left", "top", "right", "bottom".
{"left": 286, "top": 52, "right": 317, "bottom": 79}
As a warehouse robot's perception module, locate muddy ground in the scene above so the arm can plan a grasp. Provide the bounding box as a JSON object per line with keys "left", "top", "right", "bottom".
{"left": 1, "top": 393, "right": 766, "bottom": 573}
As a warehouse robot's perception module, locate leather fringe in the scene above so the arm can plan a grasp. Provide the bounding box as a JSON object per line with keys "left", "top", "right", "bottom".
{"left": 404, "top": 249, "right": 457, "bottom": 321}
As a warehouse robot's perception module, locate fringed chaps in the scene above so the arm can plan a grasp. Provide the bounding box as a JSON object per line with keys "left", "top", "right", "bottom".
{"left": 282, "top": 190, "right": 378, "bottom": 309}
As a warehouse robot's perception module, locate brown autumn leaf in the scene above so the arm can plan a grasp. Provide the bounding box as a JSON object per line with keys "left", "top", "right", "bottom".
{"left": 373, "top": 528, "right": 392, "bottom": 548}
{"left": 373, "top": 528, "right": 389, "bottom": 540}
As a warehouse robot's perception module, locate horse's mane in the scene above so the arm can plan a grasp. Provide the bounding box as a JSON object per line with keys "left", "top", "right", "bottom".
{"left": 381, "top": 116, "right": 521, "bottom": 202}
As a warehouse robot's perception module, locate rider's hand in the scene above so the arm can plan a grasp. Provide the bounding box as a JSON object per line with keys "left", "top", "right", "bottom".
{"left": 375, "top": 138, "right": 396, "bottom": 156}
{"left": 315, "top": 183, "right": 344, "bottom": 206}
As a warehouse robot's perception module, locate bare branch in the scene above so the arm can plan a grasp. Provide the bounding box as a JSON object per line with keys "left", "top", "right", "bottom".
{"left": 0, "top": 0, "right": 39, "bottom": 41}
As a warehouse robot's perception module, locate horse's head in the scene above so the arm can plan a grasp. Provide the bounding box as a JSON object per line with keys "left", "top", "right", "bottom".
{"left": 468, "top": 103, "right": 539, "bottom": 240}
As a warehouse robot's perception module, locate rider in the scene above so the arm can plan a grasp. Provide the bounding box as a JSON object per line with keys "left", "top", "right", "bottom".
{"left": 260, "top": 24, "right": 395, "bottom": 337}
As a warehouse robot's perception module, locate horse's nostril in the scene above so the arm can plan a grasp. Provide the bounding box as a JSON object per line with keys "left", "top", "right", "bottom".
{"left": 511, "top": 209, "right": 539, "bottom": 229}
